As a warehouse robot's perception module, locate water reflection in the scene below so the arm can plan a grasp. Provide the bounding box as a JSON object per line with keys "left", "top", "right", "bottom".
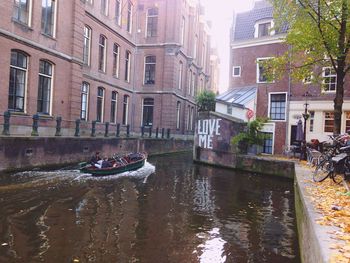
{"left": 0, "top": 153, "right": 299, "bottom": 262}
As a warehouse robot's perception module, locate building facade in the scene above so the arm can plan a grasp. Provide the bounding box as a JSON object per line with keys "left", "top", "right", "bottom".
{"left": 229, "top": 0, "right": 350, "bottom": 154}
{"left": 0, "top": 0, "right": 215, "bottom": 137}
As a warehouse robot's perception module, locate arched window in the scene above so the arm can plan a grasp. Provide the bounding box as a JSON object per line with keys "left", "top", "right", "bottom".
{"left": 142, "top": 98, "right": 154, "bottom": 127}
{"left": 81, "top": 82, "right": 89, "bottom": 120}
{"left": 146, "top": 8, "right": 158, "bottom": 37}
{"left": 97, "top": 87, "right": 105, "bottom": 122}
{"left": 37, "top": 60, "right": 53, "bottom": 115}
{"left": 8, "top": 50, "right": 28, "bottom": 112}
{"left": 144, "top": 56, "right": 156, "bottom": 84}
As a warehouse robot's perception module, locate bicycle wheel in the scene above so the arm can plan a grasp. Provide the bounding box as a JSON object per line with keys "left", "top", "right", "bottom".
{"left": 313, "top": 159, "right": 332, "bottom": 182}
{"left": 331, "top": 172, "right": 344, "bottom": 184}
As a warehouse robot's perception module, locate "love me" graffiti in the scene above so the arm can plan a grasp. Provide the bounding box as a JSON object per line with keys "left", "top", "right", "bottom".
{"left": 197, "top": 119, "right": 221, "bottom": 149}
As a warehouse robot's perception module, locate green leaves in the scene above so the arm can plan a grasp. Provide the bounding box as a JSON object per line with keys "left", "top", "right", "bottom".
{"left": 195, "top": 90, "right": 216, "bottom": 112}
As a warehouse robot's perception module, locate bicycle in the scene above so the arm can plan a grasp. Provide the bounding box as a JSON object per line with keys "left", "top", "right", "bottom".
{"left": 313, "top": 145, "right": 350, "bottom": 184}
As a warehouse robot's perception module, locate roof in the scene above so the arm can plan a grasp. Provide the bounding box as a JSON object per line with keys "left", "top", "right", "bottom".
{"left": 216, "top": 86, "right": 257, "bottom": 107}
{"left": 232, "top": 0, "right": 287, "bottom": 41}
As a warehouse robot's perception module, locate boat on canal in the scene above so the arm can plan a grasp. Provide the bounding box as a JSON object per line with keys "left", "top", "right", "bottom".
{"left": 79, "top": 152, "right": 147, "bottom": 176}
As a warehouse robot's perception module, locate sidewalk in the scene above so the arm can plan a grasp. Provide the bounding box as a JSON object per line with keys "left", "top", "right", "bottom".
{"left": 294, "top": 163, "right": 350, "bottom": 263}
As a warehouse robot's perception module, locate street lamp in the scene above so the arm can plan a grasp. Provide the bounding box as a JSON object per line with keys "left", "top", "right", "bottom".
{"left": 301, "top": 91, "right": 311, "bottom": 159}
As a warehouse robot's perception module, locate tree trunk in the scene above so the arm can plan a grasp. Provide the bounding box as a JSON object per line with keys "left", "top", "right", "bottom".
{"left": 334, "top": 69, "right": 345, "bottom": 135}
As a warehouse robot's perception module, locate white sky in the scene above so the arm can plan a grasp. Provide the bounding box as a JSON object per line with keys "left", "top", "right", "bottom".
{"left": 201, "top": 0, "right": 255, "bottom": 93}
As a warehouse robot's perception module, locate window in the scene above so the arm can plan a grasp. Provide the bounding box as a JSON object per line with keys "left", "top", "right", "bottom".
{"left": 127, "top": 1, "right": 132, "bottom": 33}
{"left": 41, "top": 0, "right": 56, "bottom": 37}
{"left": 227, "top": 105, "right": 232, "bottom": 115}
{"left": 202, "top": 43, "right": 206, "bottom": 68}
{"left": 8, "top": 50, "right": 27, "bottom": 112}
{"left": 269, "top": 93, "right": 286, "bottom": 120}
{"left": 113, "top": 43, "right": 120, "bottom": 77}
{"left": 303, "top": 73, "right": 313, "bottom": 84}
{"left": 83, "top": 26, "right": 91, "bottom": 66}
{"left": 193, "top": 35, "right": 198, "bottom": 60}
{"left": 86, "top": 0, "right": 93, "bottom": 4}
{"left": 115, "top": 0, "right": 121, "bottom": 25}
{"left": 146, "top": 8, "right": 158, "bottom": 37}
{"left": 110, "top": 91, "right": 117, "bottom": 123}
{"left": 345, "top": 112, "right": 350, "bottom": 133}
{"left": 324, "top": 111, "right": 334, "bottom": 132}
{"left": 176, "top": 101, "right": 181, "bottom": 129}
{"left": 190, "top": 107, "right": 194, "bottom": 131}
{"left": 144, "top": 56, "right": 156, "bottom": 84}
{"left": 122, "top": 95, "right": 129, "bottom": 125}
{"left": 97, "top": 87, "right": 105, "bottom": 122}
{"left": 142, "top": 98, "right": 154, "bottom": 127}
{"left": 232, "top": 66, "right": 241, "bottom": 77}
{"left": 254, "top": 19, "right": 274, "bottom": 38}
{"left": 13, "top": 0, "right": 31, "bottom": 25}
{"left": 257, "top": 58, "right": 273, "bottom": 83}
{"left": 125, "top": 50, "right": 131, "bottom": 82}
{"left": 37, "top": 60, "right": 53, "bottom": 115}
{"left": 186, "top": 105, "right": 190, "bottom": 130}
{"left": 81, "top": 82, "right": 89, "bottom": 121}
{"left": 309, "top": 111, "right": 315, "bottom": 132}
{"left": 101, "top": 0, "right": 108, "bottom": 16}
{"left": 178, "top": 62, "right": 183, "bottom": 89}
{"left": 188, "top": 70, "right": 192, "bottom": 95}
{"left": 98, "top": 35, "right": 107, "bottom": 72}
{"left": 322, "top": 67, "right": 336, "bottom": 92}
{"left": 191, "top": 73, "right": 195, "bottom": 96}
{"left": 261, "top": 132, "right": 273, "bottom": 154}
{"left": 180, "top": 16, "right": 185, "bottom": 45}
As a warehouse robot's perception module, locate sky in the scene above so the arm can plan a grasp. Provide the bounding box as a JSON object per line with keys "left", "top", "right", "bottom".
{"left": 200, "top": 0, "right": 255, "bottom": 93}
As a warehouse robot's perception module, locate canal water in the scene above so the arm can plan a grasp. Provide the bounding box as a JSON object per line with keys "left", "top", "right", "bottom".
{"left": 0, "top": 153, "right": 300, "bottom": 263}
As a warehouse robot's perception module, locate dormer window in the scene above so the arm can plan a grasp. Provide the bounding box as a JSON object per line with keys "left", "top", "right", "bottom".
{"left": 254, "top": 19, "right": 274, "bottom": 38}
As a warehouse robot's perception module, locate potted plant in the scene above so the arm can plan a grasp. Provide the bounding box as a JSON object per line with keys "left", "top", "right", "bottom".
{"left": 231, "top": 117, "right": 268, "bottom": 155}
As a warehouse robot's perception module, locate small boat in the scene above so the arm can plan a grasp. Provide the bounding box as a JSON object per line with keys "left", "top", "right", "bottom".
{"left": 79, "top": 152, "right": 147, "bottom": 176}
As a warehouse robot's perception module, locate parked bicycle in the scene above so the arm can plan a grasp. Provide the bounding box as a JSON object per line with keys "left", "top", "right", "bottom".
{"left": 313, "top": 144, "right": 350, "bottom": 184}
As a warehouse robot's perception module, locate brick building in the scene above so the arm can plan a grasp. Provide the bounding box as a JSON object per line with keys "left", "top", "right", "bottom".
{"left": 228, "top": 0, "right": 350, "bottom": 154}
{"left": 0, "top": 0, "right": 215, "bottom": 137}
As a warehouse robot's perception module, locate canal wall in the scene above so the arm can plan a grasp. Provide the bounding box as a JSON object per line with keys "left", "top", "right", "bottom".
{"left": 0, "top": 137, "right": 193, "bottom": 172}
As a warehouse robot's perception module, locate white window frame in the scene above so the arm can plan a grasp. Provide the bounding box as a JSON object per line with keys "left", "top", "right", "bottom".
{"left": 193, "top": 35, "right": 198, "bottom": 60}
{"left": 125, "top": 50, "right": 131, "bottom": 82}
{"left": 302, "top": 72, "right": 313, "bottom": 84}
{"left": 268, "top": 92, "right": 287, "bottom": 122}
{"left": 146, "top": 7, "right": 158, "bottom": 38}
{"left": 110, "top": 91, "right": 118, "bottom": 124}
{"left": 122, "top": 95, "right": 129, "bottom": 125}
{"left": 101, "top": 0, "right": 109, "bottom": 16}
{"left": 324, "top": 111, "right": 334, "bottom": 133}
{"left": 98, "top": 35, "right": 107, "bottom": 72}
{"left": 180, "top": 16, "right": 185, "bottom": 45}
{"left": 188, "top": 69, "right": 192, "bottom": 95}
{"left": 97, "top": 87, "right": 105, "bottom": 123}
{"left": 13, "top": 0, "right": 33, "bottom": 26}
{"left": 254, "top": 18, "right": 274, "bottom": 38}
{"left": 37, "top": 60, "right": 54, "bottom": 115}
{"left": 257, "top": 57, "right": 274, "bottom": 83}
{"left": 232, "top": 66, "right": 241, "bottom": 77}
{"left": 113, "top": 43, "right": 120, "bottom": 77}
{"left": 83, "top": 25, "right": 92, "bottom": 66}
{"left": 322, "top": 67, "right": 337, "bottom": 92}
{"left": 126, "top": 1, "right": 133, "bottom": 33}
{"left": 143, "top": 55, "right": 156, "bottom": 85}
{"left": 191, "top": 73, "right": 195, "bottom": 96}
{"left": 178, "top": 61, "right": 183, "bottom": 90}
{"left": 260, "top": 122, "right": 275, "bottom": 155}
{"left": 176, "top": 101, "right": 181, "bottom": 129}
{"left": 81, "top": 82, "right": 90, "bottom": 121}
{"left": 115, "top": 0, "right": 122, "bottom": 25}
{"left": 41, "top": 0, "right": 57, "bottom": 38}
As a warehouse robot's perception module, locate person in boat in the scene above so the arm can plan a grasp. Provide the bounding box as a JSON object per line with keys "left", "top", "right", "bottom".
{"left": 90, "top": 151, "right": 103, "bottom": 168}
{"left": 101, "top": 156, "right": 112, "bottom": 168}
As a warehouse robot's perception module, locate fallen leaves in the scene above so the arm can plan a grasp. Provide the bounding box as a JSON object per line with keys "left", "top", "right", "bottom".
{"left": 304, "top": 169, "right": 350, "bottom": 263}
